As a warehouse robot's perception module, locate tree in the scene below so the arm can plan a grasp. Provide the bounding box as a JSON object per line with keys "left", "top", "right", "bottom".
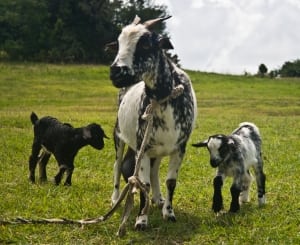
{"left": 279, "top": 59, "right": 300, "bottom": 77}
{"left": 0, "top": 0, "right": 169, "bottom": 63}
{"left": 258, "top": 63, "right": 268, "bottom": 77}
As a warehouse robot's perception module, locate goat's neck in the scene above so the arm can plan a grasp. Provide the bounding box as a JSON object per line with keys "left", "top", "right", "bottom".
{"left": 144, "top": 52, "right": 175, "bottom": 101}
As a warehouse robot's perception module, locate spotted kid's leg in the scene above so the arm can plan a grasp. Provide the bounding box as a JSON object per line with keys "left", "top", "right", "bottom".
{"left": 239, "top": 170, "right": 252, "bottom": 203}
{"left": 162, "top": 151, "right": 183, "bottom": 222}
{"left": 254, "top": 158, "right": 266, "bottom": 206}
{"left": 150, "top": 157, "right": 164, "bottom": 208}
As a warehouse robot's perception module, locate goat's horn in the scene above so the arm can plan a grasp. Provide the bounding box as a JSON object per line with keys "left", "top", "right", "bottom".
{"left": 132, "top": 15, "right": 141, "bottom": 25}
{"left": 144, "top": 16, "right": 172, "bottom": 29}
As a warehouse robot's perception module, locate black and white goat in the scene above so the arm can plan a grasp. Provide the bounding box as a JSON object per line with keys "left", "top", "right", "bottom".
{"left": 28, "top": 112, "right": 108, "bottom": 186}
{"left": 109, "top": 16, "right": 197, "bottom": 230}
{"left": 192, "top": 122, "right": 266, "bottom": 213}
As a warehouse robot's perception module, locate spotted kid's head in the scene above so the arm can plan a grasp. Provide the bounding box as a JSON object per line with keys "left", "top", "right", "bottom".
{"left": 192, "top": 135, "right": 234, "bottom": 168}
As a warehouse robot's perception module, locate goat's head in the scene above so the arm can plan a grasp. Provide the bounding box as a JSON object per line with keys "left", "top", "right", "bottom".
{"left": 109, "top": 15, "right": 173, "bottom": 88}
{"left": 83, "top": 123, "right": 108, "bottom": 150}
{"left": 192, "top": 135, "right": 234, "bottom": 168}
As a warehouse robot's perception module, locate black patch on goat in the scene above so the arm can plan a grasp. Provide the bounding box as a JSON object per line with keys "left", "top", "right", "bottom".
{"left": 28, "top": 112, "right": 107, "bottom": 186}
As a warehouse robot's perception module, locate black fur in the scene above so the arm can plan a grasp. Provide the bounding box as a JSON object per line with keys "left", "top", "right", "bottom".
{"left": 28, "top": 112, "right": 107, "bottom": 186}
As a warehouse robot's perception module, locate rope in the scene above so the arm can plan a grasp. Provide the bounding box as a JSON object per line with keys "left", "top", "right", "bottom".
{"left": 0, "top": 84, "right": 184, "bottom": 237}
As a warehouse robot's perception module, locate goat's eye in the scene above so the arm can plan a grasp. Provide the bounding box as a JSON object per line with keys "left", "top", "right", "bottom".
{"left": 137, "top": 35, "right": 152, "bottom": 50}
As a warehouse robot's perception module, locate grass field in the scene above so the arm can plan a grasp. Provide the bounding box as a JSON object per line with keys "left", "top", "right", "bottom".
{"left": 0, "top": 63, "right": 299, "bottom": 244}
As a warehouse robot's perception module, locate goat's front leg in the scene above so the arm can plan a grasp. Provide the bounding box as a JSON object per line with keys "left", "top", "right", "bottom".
{"left": 150, "top": 157, "right": 164, "bottom": 208}
{"left": 162, "top": 151, "right": 183, "bottom": 222}
{"left": 54, "top": 164, "right": 67, "bottom": 185}
{"left": 212, "top": 174, "right": 224, "bottom": 213}
{"left": 135, "top": 156, "right": 151, "bottom": 230}
{"left": 229, "top": 182, "right": 241, "bottom": 213}
{"left": 64, "top": 162, "right": 74, "bottom": 186}
{"left": 111, "top": 141, "right": 125, "bottom": 205}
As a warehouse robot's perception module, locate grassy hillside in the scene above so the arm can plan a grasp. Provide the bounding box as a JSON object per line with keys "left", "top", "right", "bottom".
{"left": 0, "top": 63, "right": 299, "bottom": 244}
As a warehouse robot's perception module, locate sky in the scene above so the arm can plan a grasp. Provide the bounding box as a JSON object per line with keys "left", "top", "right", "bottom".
{"left": 153, "top": 0, "right": 300, "bottom": 74}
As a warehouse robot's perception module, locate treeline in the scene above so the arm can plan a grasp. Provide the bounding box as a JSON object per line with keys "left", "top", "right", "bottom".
{"left": 0, "top": 0, "right": 168, "bottom": 63}
{"left": 258, "top": 59, "right": 300, "bottom": 78}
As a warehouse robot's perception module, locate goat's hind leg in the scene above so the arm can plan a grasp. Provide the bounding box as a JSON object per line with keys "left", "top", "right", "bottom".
{"left": 150, "top": 157, "right": 164, "bottom": 208}
{"left": 254, "top": 158, "right": 266, "bottom": 206}
{"left": 28, "top": 141, "right": 41, "bottom": 183}
{"left": 239, "top": 170, "right": 252, "bottom": 203}
{"left": 38, "top": 151, "right": 51, "bottom": 183}
{"left": 162, "top": 151, "right": 184, "bottom": 222}
{"left": 111, "top": 140, "right": 126, "bottom": 205}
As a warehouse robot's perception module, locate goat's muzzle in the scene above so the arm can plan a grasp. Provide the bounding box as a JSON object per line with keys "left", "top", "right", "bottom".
{"left": 110, "top": 65, "right": 136, "bottom": 88}
{"left": 210, "top": 158, "right": 221, "bottom": 168}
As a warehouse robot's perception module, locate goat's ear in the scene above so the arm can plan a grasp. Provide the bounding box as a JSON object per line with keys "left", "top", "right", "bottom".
{"left": 192, "top": 140, "right": 208, "bottom": 148}
{"left": 159, "top": 37, "right": 174, "bottom": 50}
{"left": 83, "top": 128, "right": 92, "bottom": 139}
{"left": 105, "top": 41, "right": 118, "bottom": 52}
{"left": 228, "top": 138, "right": 235, "bottom": 147}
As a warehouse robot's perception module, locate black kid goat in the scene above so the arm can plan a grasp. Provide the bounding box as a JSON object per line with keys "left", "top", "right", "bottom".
{"left": 28, "top": 112, "right": 108, "bottom": 186}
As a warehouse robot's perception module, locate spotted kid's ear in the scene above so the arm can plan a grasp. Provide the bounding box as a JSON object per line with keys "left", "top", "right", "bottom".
{"left": 192, "top": 139, "right": 208, "bottom": 148}
{"left": 228, "top": 138, "right": 235, "bottom": 145}
{"left": 159, "top": 37, "right": 174, "bottom": 50}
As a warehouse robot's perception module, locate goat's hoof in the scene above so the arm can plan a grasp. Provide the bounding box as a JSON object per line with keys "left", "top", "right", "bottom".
{"left": 135, "top": 215, "right": 148, "bottom": 231}
{"left": 258, "top": 195, "right": 266, "bottom": 206}
{"left": 29, "top": 176, "right": 35, "bottom": 183}
{"left": 212, "top": 204, "right": 224, "bottom": 213}
{"left": 151, "top": 197, "right": 165, "bottom": 209}
{"left": 168, "top": 216, "right": 176, "bottom": 222}
{"left": 39, "top": 178, "right": 47, "bottom": 184}
{"left": 229, "top": 207, "right": 240, "bottom": 213}
{"left": 64, "top": 182, "right": 72, "bottom": 186}
{"left": 135, "top": 223, "right": 147, "bottom": 231}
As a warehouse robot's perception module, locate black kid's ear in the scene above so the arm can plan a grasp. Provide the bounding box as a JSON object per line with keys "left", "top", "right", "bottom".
{"left": 83, "top": 128, "right": 92, "bottom": 139}
{"left": 192, "top": 140, "right": 208, "bottom": 148}
{"left": 159, "top": 37, "right": 174, "bottom": 50}
{"left": 105, "top": 41, "right": 118, "bottom": 52}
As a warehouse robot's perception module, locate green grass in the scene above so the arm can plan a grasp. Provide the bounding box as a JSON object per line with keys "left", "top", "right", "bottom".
{"left": 0, "top": 63, "right": 299, "bottom": 244}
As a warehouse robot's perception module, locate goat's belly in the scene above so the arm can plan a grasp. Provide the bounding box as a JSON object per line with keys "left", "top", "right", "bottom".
{"left": 147, "top": 131, "right": 181, "bottom": 157}
{"left": 117, "top": 82, "right": 143, "bottom": 149}
{"left": 117, "top": 82, "right": 184, "bottom": 155}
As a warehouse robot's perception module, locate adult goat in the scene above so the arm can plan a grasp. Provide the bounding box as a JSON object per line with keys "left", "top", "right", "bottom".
{"left": 109, "top": 15, "right": 197, "bottom": 230}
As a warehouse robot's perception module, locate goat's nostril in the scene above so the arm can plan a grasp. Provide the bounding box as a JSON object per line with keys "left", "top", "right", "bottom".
{"left": 110, "top": 65, "right": 121, "bottom": 74}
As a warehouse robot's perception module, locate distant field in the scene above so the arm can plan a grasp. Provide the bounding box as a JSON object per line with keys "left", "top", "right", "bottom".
{"left": 0, "top": 63, "right": 299, "bottom": 244}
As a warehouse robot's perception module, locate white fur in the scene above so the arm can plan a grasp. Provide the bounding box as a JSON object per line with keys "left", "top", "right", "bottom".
{"left": 113, "top": 24, "right": 148, "bottom": 70}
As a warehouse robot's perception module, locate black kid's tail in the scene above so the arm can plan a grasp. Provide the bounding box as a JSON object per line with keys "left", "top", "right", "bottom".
{"left": 30, "top": 112, "right": 39, "bottom": 125}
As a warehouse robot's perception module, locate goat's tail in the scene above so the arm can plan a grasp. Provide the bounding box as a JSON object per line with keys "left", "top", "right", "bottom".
{"left": 30, "top": 112, "right": 39, "bottom": 125}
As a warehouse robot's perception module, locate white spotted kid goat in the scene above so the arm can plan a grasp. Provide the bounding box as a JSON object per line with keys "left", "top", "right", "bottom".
{"left": 109, "top": 16, "right": 197, "bottom": 230}
{"left": 192, "top": 122, "right": 266, "bottom": 213}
